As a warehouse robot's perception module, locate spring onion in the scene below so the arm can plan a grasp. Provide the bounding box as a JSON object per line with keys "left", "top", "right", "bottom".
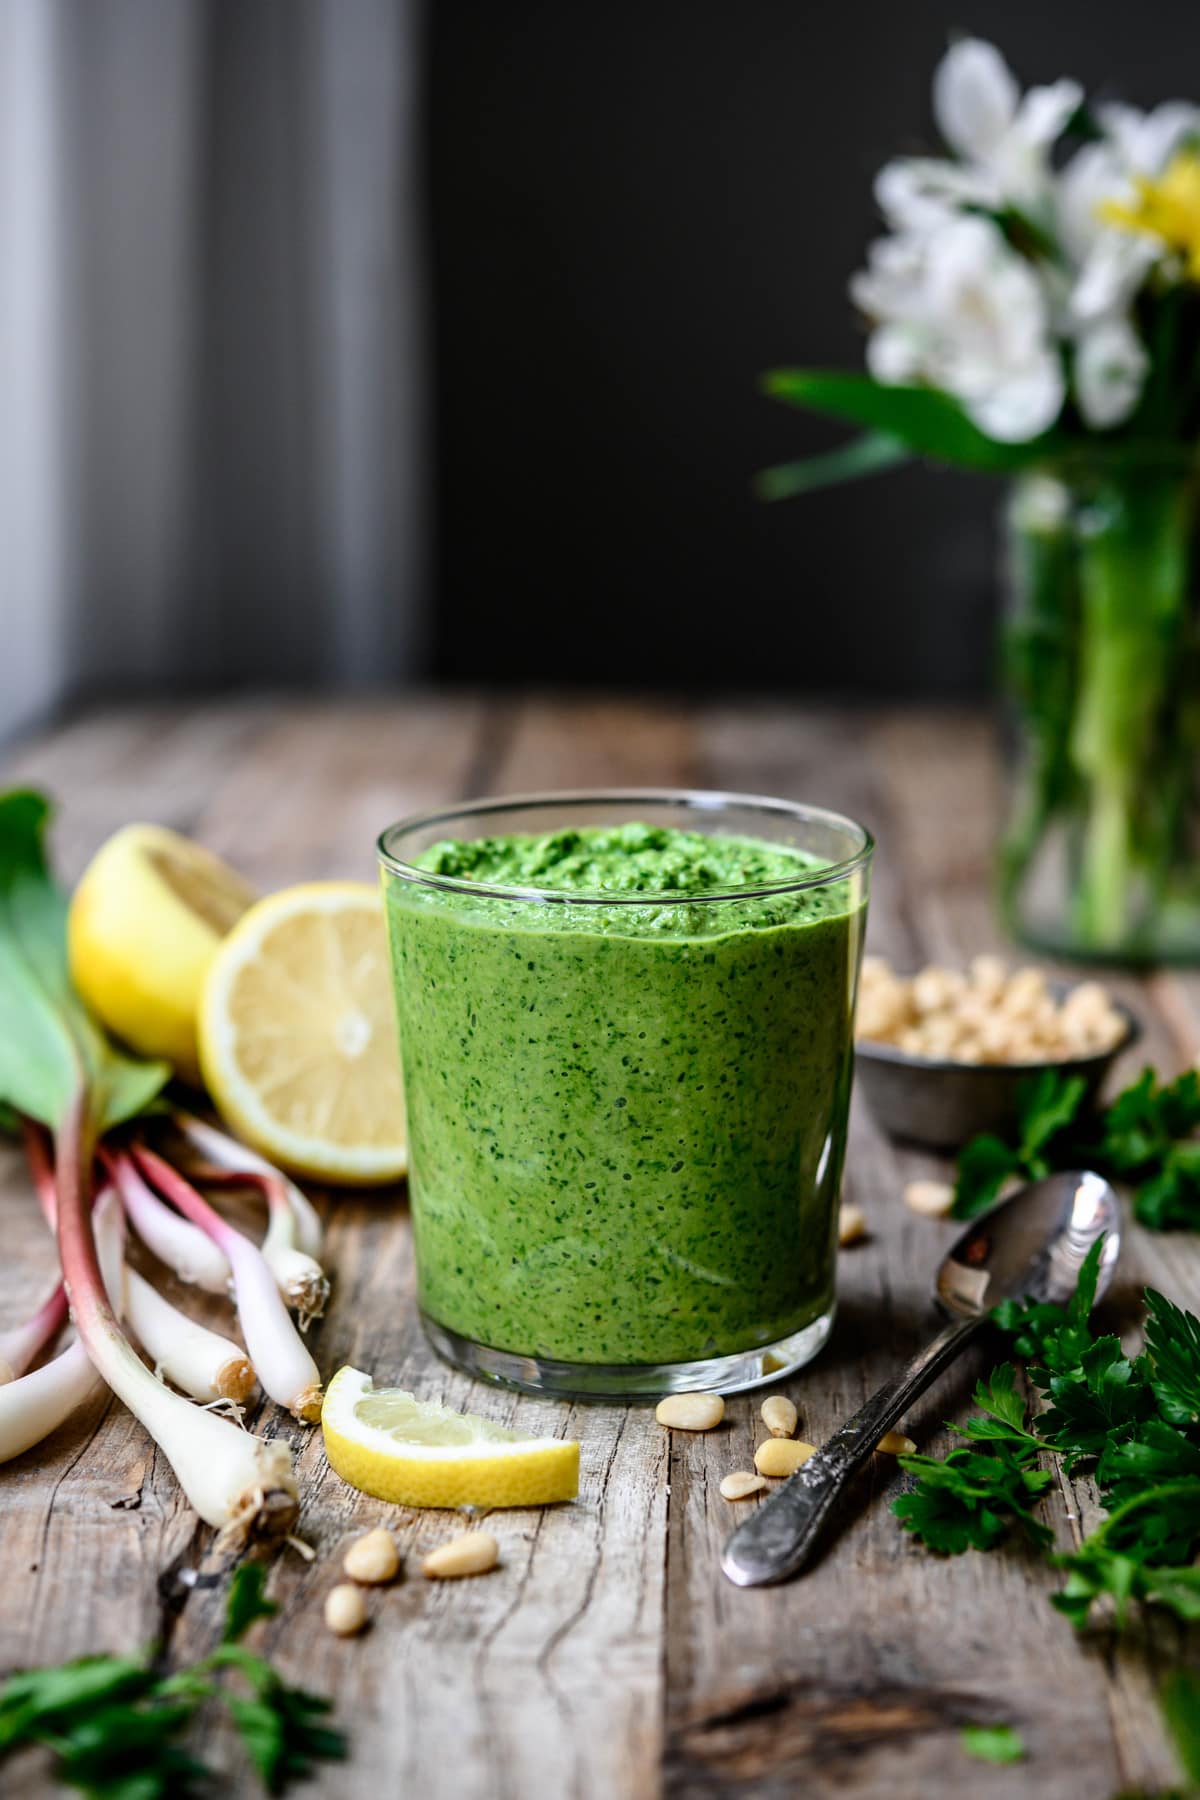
{"left": 28, "top": 1123, "right": 255, "bottom": 1404}
{"left": 172, "top": 1113, "right": 330, "bottom": 1320}
{"left": 0, "top": 790, "right": 311, "bottom": 1541}
{"left": 0, "top": 1189, "right": 123, "bottom": 1464}
{"left": 0, "top": 1280, "right": 67, "bottom": 1384}
{"left": 104, "top": 1148, "right": 232, "bottom": 1293}
{"left": 24, "top": 1127, "right": 255, "bottom": 1408}
{"left": 56, "top": 1099, "right": 298, "bottom": 1543}
{"left": 123, "top": 1267, "right": 256, "bottom": 1407}
{"left": 133, "top": 1146, "right": 323, "bottom": 1422}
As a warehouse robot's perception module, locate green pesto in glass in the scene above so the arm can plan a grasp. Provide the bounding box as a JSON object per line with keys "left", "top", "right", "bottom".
{"left": 383, "top": 823, "right": 866, "bottom": 1369}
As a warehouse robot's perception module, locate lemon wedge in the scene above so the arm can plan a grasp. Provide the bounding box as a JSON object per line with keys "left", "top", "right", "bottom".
{"left": 321, "top": 1366, "right": 580, "bottom": 1508}
{"left": 198, "top": 882, "right": 407, "bottom": 1185}
{"left": 68, "top": 824, "right": 256, "bottom": 1085}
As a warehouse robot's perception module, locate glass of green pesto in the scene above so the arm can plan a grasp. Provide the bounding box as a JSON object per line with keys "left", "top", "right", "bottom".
{"left": 377, "top": 792, "right": 872, "bottom": 1400}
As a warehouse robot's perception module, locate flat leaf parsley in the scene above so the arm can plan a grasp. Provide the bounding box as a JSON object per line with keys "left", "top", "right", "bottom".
{"left": 0, "top": 1565, "right": 345, "bottom": 1798}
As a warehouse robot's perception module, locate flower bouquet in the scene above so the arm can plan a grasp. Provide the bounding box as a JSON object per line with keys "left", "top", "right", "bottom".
{"left": 763, "top": 38, "right": 1200, "bottom": 962}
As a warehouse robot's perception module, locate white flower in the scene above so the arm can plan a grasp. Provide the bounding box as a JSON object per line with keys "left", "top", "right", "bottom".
{"left": 852, "top": 215, "right": 1064, "bottom": 442}
{"left": 934, "top": 39, "right": 1080, "bottom": 212}
{"left": 1056, "top": 142, "right": 1129, "bottom": 266}
{"left": 1063, "top": 101, "right": 1200, "bottom": 321}
{"left": 1059, "top": 141, "right": 1159, "bottom": 322}
{"left": 1070, "top": 231, "right": 1159, "bottom": 324}
{"left": 1098, "top": 100, "right": 1200, "bottom": 177}
{"left": 874, "top": 158, "right": 1002, "bottom": 232}
{"left": 1073, "top": 316, "right": 1150, "bottom": 428}
{"left": 875, "top": 40, "right": 1080, "bottom": 234}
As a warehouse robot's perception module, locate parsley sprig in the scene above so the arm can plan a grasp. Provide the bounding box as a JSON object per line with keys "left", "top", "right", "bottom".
{"left": 951, "top": 1064, "right": 1200, "bottom": 1228}
{"left": 0, "top": 1565, "right": 346, "bottom": 1798}
{"left": 893, "top": 1240, "right": 1200, "bottom": 1635}
{"left": 952, "top": 1069, "right": 1089, "bottom": 1219}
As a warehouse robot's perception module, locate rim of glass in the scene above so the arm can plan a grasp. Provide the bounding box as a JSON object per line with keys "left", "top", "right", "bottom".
{"left": 376, "top": 788, "right": 874, "bottom": 908}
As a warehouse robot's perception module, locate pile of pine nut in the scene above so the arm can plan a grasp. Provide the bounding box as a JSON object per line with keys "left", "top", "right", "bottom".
{"left": 856, "top": 954, "right": 1126, "bottom": 1065}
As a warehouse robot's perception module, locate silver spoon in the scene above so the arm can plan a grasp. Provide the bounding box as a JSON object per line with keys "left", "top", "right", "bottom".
{"left": 722, "top": 1169, "right": 1121, "bottom": 1588}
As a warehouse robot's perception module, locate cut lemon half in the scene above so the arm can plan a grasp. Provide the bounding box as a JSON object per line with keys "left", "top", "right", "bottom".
{"left": 69, "top": 823, "right": 256, "bottom": 1085}
{"left": 198, "top": 882, "right": 407, "bottom": 1185}
{"left": 321, "top": 1366, "right": 580, "bottom": 1508}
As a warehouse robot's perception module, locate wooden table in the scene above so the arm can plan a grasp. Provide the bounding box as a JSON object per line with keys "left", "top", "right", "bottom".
{"left": 2, "top": 695, "right": 1197, "bottom": 1798}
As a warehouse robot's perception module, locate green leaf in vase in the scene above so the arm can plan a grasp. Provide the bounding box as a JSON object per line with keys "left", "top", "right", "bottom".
{"left": 754, "top": 431, "right": 910, "bottom": 500}
{"left": 759, "top": 370, "right": 1063, "bottom": 470}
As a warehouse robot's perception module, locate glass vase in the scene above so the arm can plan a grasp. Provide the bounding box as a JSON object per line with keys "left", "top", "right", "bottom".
{"left": 1000, "top": 463, "right": 1200, "bottom": 963}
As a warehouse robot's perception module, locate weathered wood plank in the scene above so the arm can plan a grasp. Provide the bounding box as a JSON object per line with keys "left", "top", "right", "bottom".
{"left": 494, "top": 693, "right": 701, "bottom": 794}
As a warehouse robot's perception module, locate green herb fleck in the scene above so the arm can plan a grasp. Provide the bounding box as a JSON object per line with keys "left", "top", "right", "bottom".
{"left": 961, "top": 1723, "right": 1025, "bottom": 1765}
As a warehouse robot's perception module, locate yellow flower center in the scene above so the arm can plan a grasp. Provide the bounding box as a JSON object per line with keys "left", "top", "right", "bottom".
{"left": 1100, "top": 149, "right": 1200, "bottom": 281}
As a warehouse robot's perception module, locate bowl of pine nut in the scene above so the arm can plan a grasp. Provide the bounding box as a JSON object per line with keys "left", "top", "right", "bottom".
{"left": 853, "top": 954, "right": 1139, "bottom": 1151}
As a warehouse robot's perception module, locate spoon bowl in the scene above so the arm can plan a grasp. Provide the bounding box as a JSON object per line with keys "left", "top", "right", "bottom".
{"left": 935, "top": 1169, "right": 1122, "bottom": 1321}
{"left": 721, "top": 1169, "right": 1122, "bottom": 1587}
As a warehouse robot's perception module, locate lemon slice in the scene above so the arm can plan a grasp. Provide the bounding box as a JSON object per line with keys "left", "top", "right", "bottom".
{"left": 69, "top": 824, "right": 256, "bottom": 1085}
{"left": 198, "top": 883, "right": 407, "bottom": 1185}
{"left": 321, "top": 1366, "right": 580, "bottom": 1508}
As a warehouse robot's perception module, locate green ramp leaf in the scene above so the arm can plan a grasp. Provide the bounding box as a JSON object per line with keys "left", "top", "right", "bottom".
{"left": 0, "top": 789, "right": 169, "bottom": 1135}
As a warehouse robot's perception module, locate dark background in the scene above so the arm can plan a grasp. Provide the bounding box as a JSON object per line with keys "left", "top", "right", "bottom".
{"left": 427, "top": 1, "right": 1197, "bottom": 697}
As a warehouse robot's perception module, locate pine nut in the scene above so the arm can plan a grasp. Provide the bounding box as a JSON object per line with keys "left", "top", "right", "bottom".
{"left": 876, "top": 1429, "right": 916, "bottom": 1455}
{"left": 720, "top": 1470, "right": 767, "bottom": 1501}
{"left": 838, "top": 1204, "right": 867, "bottom": 1245}
{"left": 904, "top": 1179, "right": 955, "bottom": 1218}
{"left": 969, "top": 953, "right": 1008, "bottom": 996}
{"left": 655, "top": 1392, "right": 725, "bottom": 1431}
{"left": 755, "top": 1438, "right": 817, "bottom": 1478}
{"left": 422, "top": 1529, "right": 500, "bottom": 1580}
{"left": 760, "top": 1395, "right": 798, "bottom": 1438}
{"left": 324, "top": 1583, "right": 367, "bottom": 1636}
{"left": 343, "top": 1526, "right": 400, "bottom": 1585}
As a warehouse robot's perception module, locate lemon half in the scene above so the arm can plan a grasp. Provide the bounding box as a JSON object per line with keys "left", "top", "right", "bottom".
{"left": 69, "top": 823, "right": 256, "bottom": 1085}
{"left": 198, "top": 882, "right": 407, "bottom": 1184}
{"left": 321, "top": 1367, "right": 580, "bottom": 1508}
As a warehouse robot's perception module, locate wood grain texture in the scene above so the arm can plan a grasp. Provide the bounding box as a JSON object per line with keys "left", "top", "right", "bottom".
{"left": 1, "top": 695, "right": 1197, "bottom": 1797}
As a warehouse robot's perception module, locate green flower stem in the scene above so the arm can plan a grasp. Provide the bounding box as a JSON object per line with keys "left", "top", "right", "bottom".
{"left": 1068, "top": 474, "right": 1193, "bottom": 952}
{"left": 999, "top": 482, "right": 1080, "bottom": 913}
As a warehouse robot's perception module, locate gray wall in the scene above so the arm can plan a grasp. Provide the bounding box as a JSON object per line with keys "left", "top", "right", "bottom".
{"left": 0, "top": 0, "right": 426, "bottom": 744}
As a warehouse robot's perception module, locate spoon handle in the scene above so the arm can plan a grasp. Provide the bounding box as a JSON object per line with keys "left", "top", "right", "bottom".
{"left": 721, "top": 1313, "right": 983, "bottom": 1587}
